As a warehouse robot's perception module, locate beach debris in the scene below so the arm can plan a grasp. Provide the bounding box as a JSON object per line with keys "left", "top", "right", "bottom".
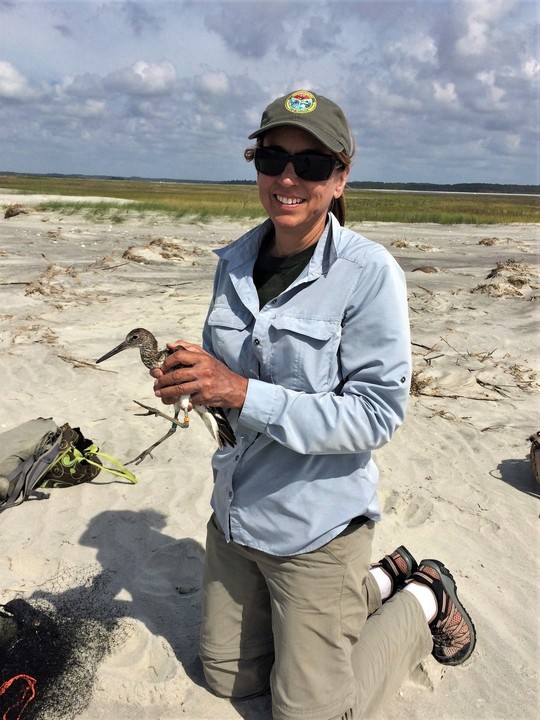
{"left": 412, "top": 266, "right": 439, "bottom": 273}
{"left": 505, "top": 363, "right": 538, "bottom": 392}
{"left": 122, "top": 236, "right": 185, "bottom": 264}
{"left": 121, "top": 236, "right": 206, "bottom": 264}
{"left": 471, "top": 258, "right": 539, "bottom": 298}
{"left": 410, "top": 370, "right": 433, "bottom": 396}
{"left": 4, "top": 204, "right": 28, "bottom": 219}
{"left": 391, "top": 239, "right": 438, "bottom": 252}
{"left": 409, "top": 334, "right": 538, "bottom": 403}
{"left": 25, "top": 255, "right": 78, "bottom": 298}
{"left": 479, "top": 237, "right": 498, "bottom": 246}
{"left": 478, "top": 237, "right": 515, "bottom": 246}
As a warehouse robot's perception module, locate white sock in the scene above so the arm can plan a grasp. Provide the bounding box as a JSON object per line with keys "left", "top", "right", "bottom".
{"left": 404, "top": 582, "right": 437, "bottom": 623}
{"left": 369, "top": 566, "right": 393, "bottom": 601}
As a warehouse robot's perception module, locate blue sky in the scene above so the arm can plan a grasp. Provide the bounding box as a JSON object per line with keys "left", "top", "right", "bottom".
{"left": 0, "top": 0, "right": 538, "bottom": 184}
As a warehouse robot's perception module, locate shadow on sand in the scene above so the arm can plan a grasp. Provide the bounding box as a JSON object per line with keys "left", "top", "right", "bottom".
{"left": 496, "top": 456, "right": 539, "bottom": 499}
{"left": 58, "top": 508, "right": 271, "bottom": 719}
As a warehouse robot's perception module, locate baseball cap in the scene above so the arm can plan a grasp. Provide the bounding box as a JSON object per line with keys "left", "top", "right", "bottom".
{"left": 248, "top": 89, "right": 354, "bottom": 156}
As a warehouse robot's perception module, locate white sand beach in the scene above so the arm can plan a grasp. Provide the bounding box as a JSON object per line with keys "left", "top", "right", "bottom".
{"left": 0, "top": 194, "right": 538, "bottom": 719}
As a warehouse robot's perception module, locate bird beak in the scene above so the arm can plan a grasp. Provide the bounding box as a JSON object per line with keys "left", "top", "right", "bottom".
{"left": 96, "top": 341, "right": 131, "bottom": 364}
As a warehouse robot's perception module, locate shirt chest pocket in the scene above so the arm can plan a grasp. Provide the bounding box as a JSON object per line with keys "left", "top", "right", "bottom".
{"left": 268, "top": 315, "right": 342, "bottom": 392}
{"left": 206, "top": 306, "right": 253, "bottom": 373}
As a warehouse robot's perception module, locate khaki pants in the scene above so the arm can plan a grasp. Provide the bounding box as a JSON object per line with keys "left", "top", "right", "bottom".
{"left": 200, "top": 515, "right": 431, "bottom": 720}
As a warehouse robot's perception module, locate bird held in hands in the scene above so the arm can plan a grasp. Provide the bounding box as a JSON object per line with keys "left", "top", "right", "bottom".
{"left": 96, "top": 327, "right": 236, "bottom": 464}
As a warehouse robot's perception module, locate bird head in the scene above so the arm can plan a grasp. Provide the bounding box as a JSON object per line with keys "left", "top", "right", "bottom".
{"left": 96, "top": 328, "right": 157, "bottom": 363}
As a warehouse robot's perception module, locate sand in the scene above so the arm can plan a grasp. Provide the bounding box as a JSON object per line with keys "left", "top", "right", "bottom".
{"left": 0, "top": 194, "right": 538, "bottom": 719}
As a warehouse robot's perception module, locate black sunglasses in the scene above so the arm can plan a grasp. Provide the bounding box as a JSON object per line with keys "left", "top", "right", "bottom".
{"left": 254, "top": 146, "right": 344, "bottom": 181}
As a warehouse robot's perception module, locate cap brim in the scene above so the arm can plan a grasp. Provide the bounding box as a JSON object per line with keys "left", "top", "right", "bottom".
{"left": 248, "top": 121, "right": 344, "bottom": 154}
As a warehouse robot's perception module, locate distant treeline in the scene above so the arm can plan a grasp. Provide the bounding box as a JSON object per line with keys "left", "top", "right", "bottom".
{"left": 0, "top": 171, "right": 538, "bottom": 195}
{"left": 347, "top": 181, "right": 539, "bottom": 194}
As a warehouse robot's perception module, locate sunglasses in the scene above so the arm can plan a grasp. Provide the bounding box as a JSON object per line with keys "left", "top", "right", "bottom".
{"left": 254, "top": 146, "right": 344, "bottom": 181}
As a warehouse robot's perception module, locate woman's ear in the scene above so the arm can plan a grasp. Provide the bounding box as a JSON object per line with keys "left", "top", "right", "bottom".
{"left": 333, "top": 165, "right": 350, "bottom": 198}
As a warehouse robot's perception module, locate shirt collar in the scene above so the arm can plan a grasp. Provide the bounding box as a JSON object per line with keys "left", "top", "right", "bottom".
{"left": 214, "top": 213, "right": 340, "bottom": 277}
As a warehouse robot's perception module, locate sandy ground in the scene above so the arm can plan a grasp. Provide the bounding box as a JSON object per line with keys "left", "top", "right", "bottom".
{"left": 0, "top": 194, "right": 538, "bottom": 719}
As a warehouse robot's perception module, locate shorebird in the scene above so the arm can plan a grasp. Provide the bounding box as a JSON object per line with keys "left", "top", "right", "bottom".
{"left": 96, "top": 328, "right": 236, "bottom": 465}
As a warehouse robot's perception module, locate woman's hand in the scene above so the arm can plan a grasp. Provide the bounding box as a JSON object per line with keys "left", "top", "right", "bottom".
{"left": 151, "top": 341, "right": 248, "bottom": 410}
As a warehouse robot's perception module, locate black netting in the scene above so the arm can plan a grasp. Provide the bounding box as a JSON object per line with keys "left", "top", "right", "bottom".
{"left": 0, "top": 566, "right": 131, "bottom": 719}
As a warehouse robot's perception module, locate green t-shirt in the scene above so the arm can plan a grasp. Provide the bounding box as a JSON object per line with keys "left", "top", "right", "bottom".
{"left": 253, "top": 234, "right": 317, "bottom": 308}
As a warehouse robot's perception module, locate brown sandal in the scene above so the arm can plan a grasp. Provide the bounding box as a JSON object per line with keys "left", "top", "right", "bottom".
{"left": 411, "top": 560, "right": 477, "bottom": 665}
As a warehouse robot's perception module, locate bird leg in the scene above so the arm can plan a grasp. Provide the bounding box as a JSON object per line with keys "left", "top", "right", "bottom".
{"left": 132, "top": 400, "right": 190, "bottom": 427}
{"left": 125, "top": 402, "right": 190, "bottom": 466}
{"left": 125, "top": 425, "right": 179, "bottom": 466}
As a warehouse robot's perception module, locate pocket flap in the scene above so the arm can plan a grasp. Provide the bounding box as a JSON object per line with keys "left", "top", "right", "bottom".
{"left": 270, "top": 315, "right": 339, "bottom": 340}
{"left": 207, "top": 306, "right": 250, "bottom": 330}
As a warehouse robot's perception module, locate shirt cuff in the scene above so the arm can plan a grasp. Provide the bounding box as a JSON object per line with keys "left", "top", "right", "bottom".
{"left": 239, "top": 378, "right": 278, "bottom": 432}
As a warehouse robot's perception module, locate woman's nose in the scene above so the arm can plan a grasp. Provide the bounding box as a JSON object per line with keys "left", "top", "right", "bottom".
{"left": 278, "top": 161, "right": 298, "bottom": 183}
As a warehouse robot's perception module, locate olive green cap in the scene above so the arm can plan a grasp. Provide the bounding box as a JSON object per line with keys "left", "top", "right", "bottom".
{"left": 248, "top": 89, "right": 353, "bottom": 156}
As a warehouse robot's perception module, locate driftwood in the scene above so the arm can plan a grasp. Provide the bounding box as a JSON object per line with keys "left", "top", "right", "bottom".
{"left": 58, "top": 355, "right": 116, "bottom": 371}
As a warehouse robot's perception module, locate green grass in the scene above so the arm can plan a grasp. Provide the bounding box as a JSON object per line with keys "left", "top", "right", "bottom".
{"left": 1, "top": 174, "right": 539, "bottom": 224}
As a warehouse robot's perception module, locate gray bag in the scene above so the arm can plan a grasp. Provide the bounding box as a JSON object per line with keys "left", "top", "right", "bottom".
{"left": 0, "top": 418, "right": 137, "bottom": 512}
{"left": 0, "top": 417, "right": 62, "bottom": 511}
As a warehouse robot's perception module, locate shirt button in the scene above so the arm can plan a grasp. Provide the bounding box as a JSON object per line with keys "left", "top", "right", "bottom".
{"left": 228, "top": 490, "right": 233, "bottom": 498}
{"left": 235, "top": 455, "right": 240, "bottom": 461}
{"left": 254, "top": 338, "right": 260, "bottom": 346}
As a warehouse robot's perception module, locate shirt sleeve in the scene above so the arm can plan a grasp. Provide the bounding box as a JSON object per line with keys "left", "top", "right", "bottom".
{"left": 202, "top": 264, "right": 221, "bottom": 356}
{"left": 239, "top": 255, "right": 411, "bottom": 455}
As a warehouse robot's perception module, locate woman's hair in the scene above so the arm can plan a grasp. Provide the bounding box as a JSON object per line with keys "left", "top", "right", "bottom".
{"left": 244, "top": 139, "right": 354, "bottom": 226}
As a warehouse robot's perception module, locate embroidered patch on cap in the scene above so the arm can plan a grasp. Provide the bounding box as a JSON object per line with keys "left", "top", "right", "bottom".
{"left": 285, "top": 90, "right": 317, "bottom": 114}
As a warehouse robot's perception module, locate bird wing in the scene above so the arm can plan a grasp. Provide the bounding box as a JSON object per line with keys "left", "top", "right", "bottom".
{"left": 194, "top": 406, "right": 237, "bottom": 449}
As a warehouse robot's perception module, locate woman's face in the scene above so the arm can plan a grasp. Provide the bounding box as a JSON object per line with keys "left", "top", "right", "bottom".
{"left": 257, "top": 126, "right": 349, "bottom": 244}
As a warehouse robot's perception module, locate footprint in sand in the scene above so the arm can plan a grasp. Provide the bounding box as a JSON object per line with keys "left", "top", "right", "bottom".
{"left": 104, "top": 619, "right": 178, "bottom": 679}
{"left": 134, "top": 539, "right": 205, "bottom": 598}
{"left": 382, "top": 489, "right": 434, "bottom": 527}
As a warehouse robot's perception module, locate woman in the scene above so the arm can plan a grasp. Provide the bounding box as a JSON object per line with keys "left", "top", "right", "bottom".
{"left": 152, "top": 90, "right": 476, "bottom": 720}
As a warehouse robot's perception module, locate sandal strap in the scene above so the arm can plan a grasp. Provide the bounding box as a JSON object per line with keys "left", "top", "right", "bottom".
{"left": 372, "top": 545, "right": 418, "bottom": 595}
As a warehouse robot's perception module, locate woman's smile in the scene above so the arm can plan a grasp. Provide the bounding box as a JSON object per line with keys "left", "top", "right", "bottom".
{"left": 275, "top": 194, "right": 305, "bottom": 206}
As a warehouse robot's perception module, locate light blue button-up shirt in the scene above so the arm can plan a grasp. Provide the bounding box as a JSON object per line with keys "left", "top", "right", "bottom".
{"left": 202, "top": 213, "right": 411, "bottom": 556}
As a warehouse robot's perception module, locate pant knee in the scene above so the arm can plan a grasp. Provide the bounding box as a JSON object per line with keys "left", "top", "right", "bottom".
{"left": 200, "top": 649, "right": 273, "bottom": 699}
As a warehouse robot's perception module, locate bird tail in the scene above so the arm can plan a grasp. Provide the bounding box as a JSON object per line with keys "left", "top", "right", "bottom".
{"left": 196, "top": 407, "right": 237, "bottom": 449}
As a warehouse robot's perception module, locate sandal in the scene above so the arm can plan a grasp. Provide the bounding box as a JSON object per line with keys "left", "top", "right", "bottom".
{"left": 411, "top": 560, "right": 477, "bottom": 665}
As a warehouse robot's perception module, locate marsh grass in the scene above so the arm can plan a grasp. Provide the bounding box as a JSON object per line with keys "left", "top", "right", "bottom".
{"left": 1, "top": 174, "right": 538, "bottom": 224}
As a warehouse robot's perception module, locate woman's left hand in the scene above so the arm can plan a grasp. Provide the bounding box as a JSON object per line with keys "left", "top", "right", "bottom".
{"left": 151, "top": 341, "right": 248, "bottom": 410}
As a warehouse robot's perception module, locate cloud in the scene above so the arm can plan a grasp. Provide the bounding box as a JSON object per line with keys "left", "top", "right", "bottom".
{"left": 121, "top": 1, "right": 162, "bottom": 36}
{"left": 522, "top": 58, "right": 540, "bottom": 79}
{"left": 104, "top": 60, "right": 177, "bottom": 96}
{"left": 0, "top": 1, "right": 537, "bottom": 184}
{"left": 205, "top": 2, "right": 295, "bottom": 58}
{"left": 198, "top": 70, "right": 230, "bottom": 96}
{"left": 299, "top": 15, "right": 341, "bottom": 54}
{"left": 204, "top": 2, "right": 344, "bottom": 60}
{"left": 433, "top": 81, "right": 458, "bottom": 104}
{"left": 61, "top": 98, "right": 107, "bottom": 119}
{"left": 455, "top": 0, "right": 519, "bottom": 56}
{"left": 0, "top": 61, "right": 38, "bottom": 101}
{"left": 54, "top": 23, "right": 72, "bottom": 38}
{"left": 390, "top": 33, "right": 438, "bottom": 65}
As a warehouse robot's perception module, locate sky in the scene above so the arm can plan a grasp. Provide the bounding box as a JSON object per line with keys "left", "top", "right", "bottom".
{"left": 0, "top": 0, "right": 538, "bottom": 184}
